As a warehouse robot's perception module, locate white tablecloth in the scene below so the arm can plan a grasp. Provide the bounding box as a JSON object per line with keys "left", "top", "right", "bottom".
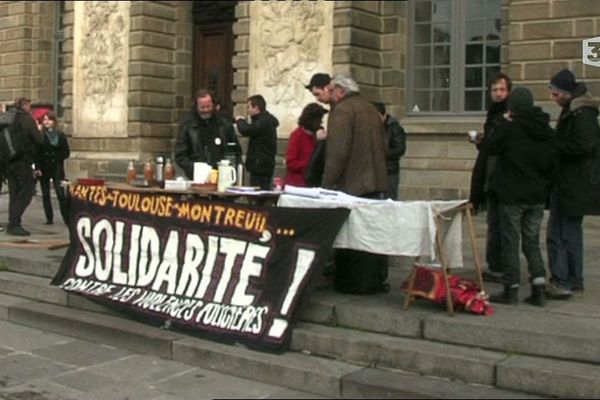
{"left": 277, "top": 187, "right": 467, "bottom": 268}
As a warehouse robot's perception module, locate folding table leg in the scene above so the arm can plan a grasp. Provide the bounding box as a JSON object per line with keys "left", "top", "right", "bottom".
{"left": 434, "top": 215, "right": 454, "bottom": 315}
{"left": 465, "top": 204, "right": 485, "bottom": 292}
{"left": 403, "top": 265, "right": 418, "bottom": 310}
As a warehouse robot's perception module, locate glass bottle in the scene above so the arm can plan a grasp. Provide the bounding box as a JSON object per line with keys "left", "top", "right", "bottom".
{"left": 164, "top": 158, "right": 175, "bottom": 180}
{"left": 144, "top": 158, "right": 154, "bottom": 182}
{"left": 126, "top": 160, "right": 136, "bottom": 185}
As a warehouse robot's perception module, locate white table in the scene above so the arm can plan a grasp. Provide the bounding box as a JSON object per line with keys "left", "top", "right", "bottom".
{"left": 277, "top": 188, "right": 468, "bottom": 269}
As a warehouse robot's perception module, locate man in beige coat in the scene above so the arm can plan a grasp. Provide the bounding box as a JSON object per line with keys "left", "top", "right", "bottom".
{"left": 322, "top": 75, "right": 390, "bottom": 295}
{"left": 322, "top": 75, "right": 388, "bottom": 197}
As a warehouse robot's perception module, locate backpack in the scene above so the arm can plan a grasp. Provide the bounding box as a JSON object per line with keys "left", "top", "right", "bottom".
{"left": 0, "top": 108, "right": 20, "bottom": 163}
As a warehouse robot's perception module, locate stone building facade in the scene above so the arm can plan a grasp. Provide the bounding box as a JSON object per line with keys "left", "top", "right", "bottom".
{"left": 0, "top": 0, "right": 599, "bottom": 199}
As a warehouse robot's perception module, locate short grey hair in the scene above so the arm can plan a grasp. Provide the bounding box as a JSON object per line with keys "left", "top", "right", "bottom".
{"left": 331, "top": 75, "right": 360, "bottom": 94}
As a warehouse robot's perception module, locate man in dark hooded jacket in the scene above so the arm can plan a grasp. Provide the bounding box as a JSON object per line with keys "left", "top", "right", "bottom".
{"left": 546, "top": 69, "right": 600, "bottom": 298}
{"left": 485, "top": 87, "right": 558, "bottom": 306}
{"left": 235, "top": 95, "right": 279, "bottom": 190}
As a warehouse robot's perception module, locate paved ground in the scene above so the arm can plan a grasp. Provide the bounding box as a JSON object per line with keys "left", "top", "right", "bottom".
{"left": 0, "top": 320, "right": 328, "bottom": 400}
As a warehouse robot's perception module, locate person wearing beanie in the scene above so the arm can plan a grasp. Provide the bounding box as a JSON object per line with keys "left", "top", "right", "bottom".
{"left": 485, "top": 87, "right": 558, "bottom": 306}
{"left": 546, "top": 69, "right": 600, "bottom": 299}
{"left": 468, "top": 73, "right": 512, "bottom": 284}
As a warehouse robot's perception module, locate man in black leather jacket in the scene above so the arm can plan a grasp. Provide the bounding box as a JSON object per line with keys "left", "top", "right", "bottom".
{"left": 175, "top": 90, "right": 241, "bottom": 180}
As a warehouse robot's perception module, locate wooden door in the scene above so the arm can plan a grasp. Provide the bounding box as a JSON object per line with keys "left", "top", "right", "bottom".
{"left": 193, "top": 23, "right": 234, "bottom": 117}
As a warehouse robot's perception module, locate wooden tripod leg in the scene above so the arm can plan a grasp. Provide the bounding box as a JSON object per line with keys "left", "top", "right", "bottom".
{"left": 465, "top": 204, "right": 485, "bottom": 292}
{"left": 434, "top": 215, "right": 454, "bottom": 315}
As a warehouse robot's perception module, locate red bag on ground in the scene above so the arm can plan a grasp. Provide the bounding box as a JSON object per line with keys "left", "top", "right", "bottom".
{"left": 402, "top": 265, "right": 494, "bottom": 316}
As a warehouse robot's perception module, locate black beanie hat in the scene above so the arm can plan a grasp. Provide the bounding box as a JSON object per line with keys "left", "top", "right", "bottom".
{"left": 507, "top": 87, "right": 534, "bottom": 113}
{"left": 549, "top": 69, "right": 577, "bottom": 94}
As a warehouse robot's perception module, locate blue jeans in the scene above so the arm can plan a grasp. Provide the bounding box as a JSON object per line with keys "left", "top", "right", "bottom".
{"left": 499, "top": 203, "right": 546, "bottom": 287}
{"left": 486, "top": 195, "right": 502, "bottom": 273}
{"left": 547, "top": 191, "right": 584, "bottom": 289}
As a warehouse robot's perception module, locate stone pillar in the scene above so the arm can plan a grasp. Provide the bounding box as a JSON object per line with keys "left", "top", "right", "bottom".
{"left": 0, "top": 1, "right": 56, "bottom": 106}
{"left": 247, "top": 0, "right": 334, "bottom": 138}
{"left": 67, "top": 1, "right": 191, "bottom": 180}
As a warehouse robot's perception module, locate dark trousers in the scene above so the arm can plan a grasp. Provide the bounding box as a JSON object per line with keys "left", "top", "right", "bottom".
{"left": 547, "top": 191, "right": 584, "bottom": 289}
{"left": 6, "top": 161, "right": 35, "bottom": 228}
{"left": 39, "top": 168, "right": 69, "bottom": 224}
{"left": 499, "top": 203, "right": 546, "bottom": 287}
{"left": 486, "top": 195, "right": 503, "bottom": 273}
{"left": 250, "top": 173, "right": 272, "bottom": 191}
{"left": 387, "top": 173, "right": 399, "bottom": 200}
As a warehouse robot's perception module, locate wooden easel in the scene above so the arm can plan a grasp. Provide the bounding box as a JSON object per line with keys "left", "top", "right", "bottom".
{"left": 403, "top": 203, "right": 484, "bottom": 315}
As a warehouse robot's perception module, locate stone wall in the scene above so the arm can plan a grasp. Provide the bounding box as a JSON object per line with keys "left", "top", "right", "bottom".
{"left": 505, "top": 0, "right": 600, "bottom": 118}
{"left": 0, "top": 1, "right": 56, "bottom": 107}
{"left": 68, "top": 1, "right": 192, "bottom": 180}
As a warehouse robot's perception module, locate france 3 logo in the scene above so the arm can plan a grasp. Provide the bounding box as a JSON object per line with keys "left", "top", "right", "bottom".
{"left": 583, "top": 37, "right": 600, "bottom": 67}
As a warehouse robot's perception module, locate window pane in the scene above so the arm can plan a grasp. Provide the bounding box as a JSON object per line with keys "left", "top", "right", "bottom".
{"left": 414, "top": 46, "right": 431, "bottom": 66}
{"left": 466, "top": 44, "right": 484, "bottom": 64}
{"left": 432, "top": 90, "right": 450, "bottom": 111}
{"left": 414, "top": 91, "right": 431, "bottom": 112}
{"left": 466, "top": 20, "right": 485, "bottom": 42}
{"left": 465, "top": 67, "right": 483, "bottom": 88}
{"left": 415, "top": 0, "right": 432, "bottom": 22}
{"left": 415, "top": 24, "right": 431, "bottom": 44}
{"left": 466, "top": 0, "right": 485, "bottom": 19}
{"left": 486, "top": 0, "right": 502, "bottom": 18}
{"left": 485, "top": 66, "right": 501, "bottom": 85}
{"left": 465, "top": 90, "right": 483, "bottom": 111}
{"left": 486, "top": 18, "right": 501, "bottom": 40}
{"left": 433, "top": 45, "right": 450, "bottom": 65}
{"left": 486, "top": 44, "right": 500, "bottom": 63}
{"left": 433, "top": 23, "right": 451, "bottom": 43}
{"left": 414, "top": 68, "right": 431, "bottom": 89}
{"left": 432, "top": 68, "right": 450, "bottom": 88}
{"left": 432, "top": 0, "right": 451, "bottom": 22}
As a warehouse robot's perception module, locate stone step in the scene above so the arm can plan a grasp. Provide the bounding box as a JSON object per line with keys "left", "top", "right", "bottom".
{"left": 423, "top": 309, "right": 600, "bottom": 365}
{"left": 497, "top": 355, "right": 600, "bottom": 398}
{"left": 343, "top": 368, "right": 541, "bottom": 399}
{"left": 0, "top": 291, "right": 542, "bottom": 399}
{"left": 0, "top": 293, "right": 34, "bottom": 320}
{"left": 291, "top": 322, "right": 507, "bottom": 386}
{"left": 0, "top": 271, "right": 66, "bottom": 305}
{"left": 0, "top": 251, "right": 64, "bottom": 279}
{"left": 3, "top": 270, "right": 600, "bottom": 370}
{"left": 9, "top": 301, "right": 183, "bottom": 360}
{"left": 0, "top": 271, "right": 120, "bottom": 316}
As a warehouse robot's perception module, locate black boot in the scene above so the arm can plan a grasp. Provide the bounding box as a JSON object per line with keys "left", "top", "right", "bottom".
{"left": 525, "top": 285, "right": 546, "bottom": 307}
{"left": 490, "top": 285, "right": 518, "bottom": 305}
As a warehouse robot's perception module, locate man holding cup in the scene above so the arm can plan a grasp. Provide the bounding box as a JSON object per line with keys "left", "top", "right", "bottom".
{"left": 468, "top": 73, "right": 512, "bottom": 283}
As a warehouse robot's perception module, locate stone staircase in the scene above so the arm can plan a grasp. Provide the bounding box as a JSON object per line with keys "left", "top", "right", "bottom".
{"left": 3, "top": 242, "right": 600, "bottom": 399}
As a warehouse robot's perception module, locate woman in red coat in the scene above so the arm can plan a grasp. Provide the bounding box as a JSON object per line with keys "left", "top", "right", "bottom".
{"left": 284, "top": 103, "right": 328, "bottom": 187}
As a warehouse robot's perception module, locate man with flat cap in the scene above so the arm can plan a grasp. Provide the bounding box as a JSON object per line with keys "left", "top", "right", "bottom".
{"left": 546, "top": 68, "right": 600, "bottom": 299}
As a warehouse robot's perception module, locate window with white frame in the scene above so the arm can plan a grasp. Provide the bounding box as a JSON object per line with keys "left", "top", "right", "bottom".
{"left": 408, "top": 0, "right": 501, "bottom": 114}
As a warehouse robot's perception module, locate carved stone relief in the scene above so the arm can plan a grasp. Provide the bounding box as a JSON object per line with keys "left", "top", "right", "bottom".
{"left": 73, "top": 1, "right": 129, "bottom": 138}
{"left": 249, "top": 1, "right": 333, "bottom": 138}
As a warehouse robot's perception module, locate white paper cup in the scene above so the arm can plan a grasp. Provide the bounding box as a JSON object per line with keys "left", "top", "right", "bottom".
{"left": 468, "top": 130, "right": 478, "bottom": 142}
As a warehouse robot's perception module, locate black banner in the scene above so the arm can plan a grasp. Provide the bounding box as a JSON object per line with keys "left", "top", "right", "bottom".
{"left": 52, "top": 185, "right": 349, "bottom": 351}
